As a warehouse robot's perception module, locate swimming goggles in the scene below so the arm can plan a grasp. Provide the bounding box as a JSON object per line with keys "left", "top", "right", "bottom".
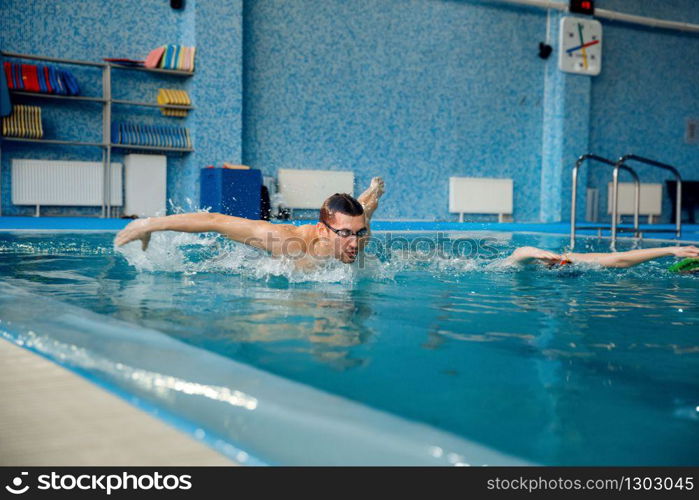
{"left": 321, "top": 221, "right": 368, "bottom": 238}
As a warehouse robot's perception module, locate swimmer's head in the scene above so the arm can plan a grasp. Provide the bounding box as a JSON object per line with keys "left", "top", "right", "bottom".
{"left": 318, "top": 193, "right": 367, "bottom": 264}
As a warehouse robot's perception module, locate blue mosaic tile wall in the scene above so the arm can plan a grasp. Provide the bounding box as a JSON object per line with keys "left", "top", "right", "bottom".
{"left": 242, "top": 0, "right": 547, "bottom": 221}
{"left": 0, "top": 0, "right": 242, "bottom": 216}
{"left": 1, "top": 0, "right": 698, "bottom": 222}
{"left": 540, "top": 10, "right": 591, "bottom": 223}
{"left": 587, "top": 0, "right": 699, "bottom": 223}
{"left": 244, "top": 0, "right": 699, "bottom": 222}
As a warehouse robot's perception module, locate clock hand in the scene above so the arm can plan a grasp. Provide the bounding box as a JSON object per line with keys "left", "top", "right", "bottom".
{"left": 566, "top": 40, "right": 599, "bottom": 54}
{"left": 577, "top": 23, "right": 588, "bottom": 69}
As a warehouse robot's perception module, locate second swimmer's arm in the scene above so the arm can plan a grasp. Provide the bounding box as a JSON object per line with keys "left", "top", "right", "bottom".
{"left": 504, "top": 246, "right": 562, "bottom": 265}
{"left": 504, "top": 245, "right": 699, "bottom": 268}
{"left": 568, "top": 246, "right": 699, "bottom": 268}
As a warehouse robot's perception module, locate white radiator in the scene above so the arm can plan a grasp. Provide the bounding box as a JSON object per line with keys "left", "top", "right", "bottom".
{"left": 449, "top": 177, "right": 513, "bottom": 222}
{"left": 586, "top": 188, "right": 599, "bottom": 222}
{"left": 607, "top": 182, "right": 662, "bottom": 222}
{"left": 12, "top": 159, "right": 123, "bottom": 211}
{"left": 123, "top": 154, "right": 166, "bottom": 217}
{"left": 277, "top": 168, "right": 354, "bottom": 209}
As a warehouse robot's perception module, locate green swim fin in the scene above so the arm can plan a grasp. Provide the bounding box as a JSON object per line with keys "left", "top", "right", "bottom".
{"left": 668, "top": 258, "right": 699, "bottom": 273}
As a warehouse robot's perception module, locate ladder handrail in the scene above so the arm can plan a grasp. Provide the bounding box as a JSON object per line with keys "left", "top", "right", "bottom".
{"left": 571, "top": 154, "right": 640, "bottom": 250}
{"left": 611, "top": 155, "right": 682, "bottom": 247}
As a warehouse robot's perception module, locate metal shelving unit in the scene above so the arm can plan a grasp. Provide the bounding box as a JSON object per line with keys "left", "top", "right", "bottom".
{"left": 109, "top": 64, "right": 194, "bottom": 77}
{"left": 0, "top": 51, "right": 194, "bottom": 218}
{"left": 1, "top": 137, "right": 107, "bottom": 148}
{"left": 111, "top": 143, "right": 193, "bottom": 153}
{"left": 10, "top": 91, "right": 107, "bottom": 103}
{"left": 112, "top": 99, "right": 193, "bottom": 111}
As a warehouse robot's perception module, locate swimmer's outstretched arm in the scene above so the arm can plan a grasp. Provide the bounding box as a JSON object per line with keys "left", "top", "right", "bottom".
{"left": 503, "top": 246, "right": 563, "bottom": 266}
{"left": 114, "top": 212, "right": 301, "bottom": 254}
{"left": 505, "top": 245, "right": 699, "bottom": 268}
{"left": 565, "top": 245, "right": 699, "bottom": 268}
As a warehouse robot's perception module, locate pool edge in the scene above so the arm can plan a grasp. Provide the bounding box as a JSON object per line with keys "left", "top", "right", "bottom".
{"left": 0, "top": 281, "right": 533, "bottom": 466}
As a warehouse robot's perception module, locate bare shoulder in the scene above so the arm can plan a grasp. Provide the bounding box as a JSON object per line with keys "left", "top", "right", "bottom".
{"left": 296, "top": 223, "right": 318, "bottom": 236}
{"left": 287, "top": 224, "right": 318, "bottom": 247}
{"left": 270, "top": 222, "right": 302, "bottom": 234}
{"left": 257, "top": 222, "right": 309, "bottom": 241}
{"left": 264, "top": 222, "right": 317, "bottom": 256}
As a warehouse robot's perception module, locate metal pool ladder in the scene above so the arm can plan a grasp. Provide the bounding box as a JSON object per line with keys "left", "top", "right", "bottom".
{"left": 570, "top": 154, "right": 641, "bottom": 250}
{"left": 611, "top": 155, "right": 682, "bottom": 248}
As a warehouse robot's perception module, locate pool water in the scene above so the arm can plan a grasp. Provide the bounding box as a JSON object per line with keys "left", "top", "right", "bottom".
{"left": 0, "top": 230, "right": 697, "bottom": 465}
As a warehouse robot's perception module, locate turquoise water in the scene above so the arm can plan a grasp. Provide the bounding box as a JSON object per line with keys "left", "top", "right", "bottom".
{"left": 1, "top": 230, "right": 698, "bottom": 465}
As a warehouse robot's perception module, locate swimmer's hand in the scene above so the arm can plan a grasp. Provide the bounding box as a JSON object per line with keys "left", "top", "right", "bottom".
{"left": 370, "top": 176, "right": 385, "bottom": 196}
{"left": 115, "top": 219, "right": 152, "bottom": 251}
{"left": 506, "top": 246, "right": 563, "bottom": 265}
{"left": 670, "top": 245, "right": 699, "bottom": 258}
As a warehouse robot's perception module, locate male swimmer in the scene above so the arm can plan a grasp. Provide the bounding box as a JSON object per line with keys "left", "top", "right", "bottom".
{"left": 115, "top": 177, "right": 386, "bottom": 269}
{"left": 115, "top": 175, "right": 699, "bottom": 270}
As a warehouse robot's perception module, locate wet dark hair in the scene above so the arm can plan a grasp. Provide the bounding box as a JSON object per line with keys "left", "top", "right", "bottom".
{"left": 319, "top": 193, "right": 364, "bottom": 224}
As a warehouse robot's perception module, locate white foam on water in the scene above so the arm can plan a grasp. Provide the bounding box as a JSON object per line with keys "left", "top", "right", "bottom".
{"left": 115, "top": 230, "right": 360, "bottom": 284}
{"left": 113, "top": 225, "right": 690, "bottom": 284}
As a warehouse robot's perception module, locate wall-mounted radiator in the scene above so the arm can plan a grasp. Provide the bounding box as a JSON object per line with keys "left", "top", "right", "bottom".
{"left": 12, "top": 159, "right": 122, "bottom": 216}
{"left": 606, "top": 182, "right": 662, "bottom": 223}
{"left": 277, "top": 168, "right": 354, "bottom": 210}
{"left": 586, "top": 188, "right": 600, "bottom": 222}
{"left": 449, "top": 177, "right": 513, "bottom": 222}
{"left": 123, "top": 154, "right": 166, "bottom": 218}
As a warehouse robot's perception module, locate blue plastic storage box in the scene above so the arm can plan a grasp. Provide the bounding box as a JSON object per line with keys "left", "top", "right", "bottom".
{"left": 200, "top": 167, "right": 262, "bottom": 219}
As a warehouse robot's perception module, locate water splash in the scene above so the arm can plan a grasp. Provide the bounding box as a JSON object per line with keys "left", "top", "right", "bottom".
{"left": 116, "top": 230, "right": 359, "bottom": 283}
{"left": 112, "top": 227, "right": 697, "bottom": 284}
